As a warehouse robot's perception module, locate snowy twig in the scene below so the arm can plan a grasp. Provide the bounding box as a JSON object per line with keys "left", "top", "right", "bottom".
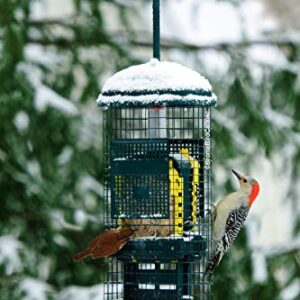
{"left": 20, "top": 22, "right": 300, "bottom": 51}
{"left": 130, "top": 35, "right": 300, "bottom": 51}
{"left": 263, "top": 240, "right": 300, "bottom": 258}
{"left": 24, "top": 34, "right": 300, "bottom": 51}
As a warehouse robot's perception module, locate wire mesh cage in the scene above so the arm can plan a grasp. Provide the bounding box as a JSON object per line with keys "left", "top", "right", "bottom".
{"left": 97, "top": 59, "right": 216, "bottom": 300}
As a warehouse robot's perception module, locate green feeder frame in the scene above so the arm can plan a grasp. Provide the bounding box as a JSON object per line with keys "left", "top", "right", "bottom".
{"left": 96, "top": 1, "right": 217, "bottom": 299}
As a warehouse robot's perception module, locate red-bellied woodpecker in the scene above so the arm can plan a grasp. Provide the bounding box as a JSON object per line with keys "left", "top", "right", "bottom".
{"left": 204, "top": 170, "right": 260, "bottom": 276}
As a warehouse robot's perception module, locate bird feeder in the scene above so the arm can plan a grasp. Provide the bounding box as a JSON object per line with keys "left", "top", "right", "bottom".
{"left": 96, "top": 2, "right": 217, "bottom": 299}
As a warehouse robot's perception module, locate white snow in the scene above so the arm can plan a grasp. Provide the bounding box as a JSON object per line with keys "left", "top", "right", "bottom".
{"left": 19, "top": 278, "right": 54, "bottom": 300}
{"left": 77, "top": 175, "right": 104, "bottom": 198}
{"left": 213, "top": 109, "right": 255, "bottom": 152}
{"left": 99, "top": 93, "right": 215, "bottom": 108}
{"left": 161, "top": 0, "right": 278, "bottom": 45}
{"left": 0, "top": 235, "right": 25, "bottom": 275}
{"left": 168, "top": 234, "right": 182, "bottom": 240}
{"left": 97, "top": 59, "right": 217, "bottom": 107}
{"left": 35, "top": 84, "right": 78, "bottom": 116}
{"left": 76, "top": 103, "right": 104, "bottom": 151}
{"left": 25, "top": 45, "right": 63, "bottom": 66}
{"left": 263, "top": 239, "right": 300, "bottom": 258}
{"left": 27, "top": 160, "right": 42, "bottom": 180}
{"left": 53, "top": 234, "right": 69, "bottom": 247}
{"left": 51, "top": 210, "right": 83, "bottom": 232}
{"left": 246, "top": 218, "right": 268, "bottom": 283}
{"left": 30, "top": 0, "right": 74, "bottom": 20}
{"left": 240, "top": 1, "right": 278, "bottom": 39}
{"left": 263, "top": 107, "right": 294, "bottom": 129}
{"left": 19, "top": 62, "right": 79, "bottom": 116}
{"left": 281, "top": 279, "right": 300, "bottom": 300}
{"left": 56, "top": 284, "right": 107, "bottom": 300}
{"left": 252, "top": 251, "right": 268, "bottom": 283}
{"left": 101, "top": 59, "right": 212, "bottom": 92}
{"left": 57, "top": 146, "right": 74, "bottom": 165}
{"left": 37, "top": 257, "right": 52, "bottom": 281}
{"left": 74, "top": 209, "right": 91, "bottom": 226}
{"left": 14, "top": 111, "right": 30, "bottom": 132}
{"left": 162, "top": 1, "right": 242, "bottom": 44}
{"left": 114, "top": 157, "right": 127, "bottom": 161}
{"left": 247, "top": 45, "right": 288, "bottom": 67}
{"left": 195, "top": 1, "right": 242, "bottom": 44}
{"left": 197, "top": 50, "right": 231, "bottom": 77}
{"left": 249, "top": 155, "right": 295, "bottom": 249}
{"left": 140, "top": 213, "right": 163, "bottom": 218}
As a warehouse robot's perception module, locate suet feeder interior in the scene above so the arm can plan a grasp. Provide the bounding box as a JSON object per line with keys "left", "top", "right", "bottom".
{"left": 97, "top": 1, "right": 217, "bottom": 299}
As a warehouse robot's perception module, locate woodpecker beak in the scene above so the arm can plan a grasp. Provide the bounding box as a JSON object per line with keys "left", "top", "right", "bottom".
{"left": 232, "top": 169, "right": 242, "bottom": 180}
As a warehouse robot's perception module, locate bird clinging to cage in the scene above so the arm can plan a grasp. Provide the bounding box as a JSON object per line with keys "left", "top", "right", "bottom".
{"left": 72, "top": 223, "right": 137, "bottom": 262}
{"left": 204, "top": 170, "right": 260, "bottom": 275}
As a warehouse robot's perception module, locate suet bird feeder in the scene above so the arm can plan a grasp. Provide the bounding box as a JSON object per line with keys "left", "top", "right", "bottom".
{"left": 97, "top": 1, "right": 217, "bottom": 299}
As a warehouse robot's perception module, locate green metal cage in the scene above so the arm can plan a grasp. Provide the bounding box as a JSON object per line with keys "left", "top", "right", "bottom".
{"left": 98, "top": 60, "right": 216, "bottom": 300}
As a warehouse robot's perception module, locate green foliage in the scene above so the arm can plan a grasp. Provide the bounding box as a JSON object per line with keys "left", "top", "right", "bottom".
{"left": 0, "top": 0, "right": 131, "bottom": 298}
{"left": 210, "top": 51, "right": 300, "bottom": 300}
{"left": 0, "top": 1, "right": 299, "bottom": 299}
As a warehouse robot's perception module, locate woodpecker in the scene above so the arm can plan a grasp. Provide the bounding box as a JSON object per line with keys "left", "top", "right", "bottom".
{"left": 204, "top": 170, "right": 260, "bottom": 276}
{"left": 72, "top": 226, "right": 137, "bottom": 262}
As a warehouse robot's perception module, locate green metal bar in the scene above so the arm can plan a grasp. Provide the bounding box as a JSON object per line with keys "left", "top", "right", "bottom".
{"left": 153, "top": 0, "right": 160, "bottom": 60}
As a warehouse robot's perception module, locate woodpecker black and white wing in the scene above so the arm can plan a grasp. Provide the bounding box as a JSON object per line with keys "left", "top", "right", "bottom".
{"left": 222, "top": 204, "right": 249, "bottom": 250}
{"left": 204, "top": 204, "right": 249, "bottom": 275}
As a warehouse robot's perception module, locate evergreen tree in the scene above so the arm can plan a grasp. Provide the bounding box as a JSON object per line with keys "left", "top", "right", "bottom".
{"left": 0, "top": 0, "right": 134, "bottom": 298}
{"left": 0, "top": 0, "right": 299, "bottom": 299}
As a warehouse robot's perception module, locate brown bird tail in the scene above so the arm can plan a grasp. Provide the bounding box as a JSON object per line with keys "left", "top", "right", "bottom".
{"left": 72, "top": 248, "right": 91, "bottom": 262}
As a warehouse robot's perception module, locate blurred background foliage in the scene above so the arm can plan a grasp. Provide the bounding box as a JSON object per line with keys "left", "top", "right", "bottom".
{"left": 0, "top": 0, "right": 299, "bottom": 299}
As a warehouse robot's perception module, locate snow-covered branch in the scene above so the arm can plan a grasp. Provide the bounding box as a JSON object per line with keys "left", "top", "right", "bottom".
{"left": 16, "top": 18, "right": 300, "bottom": 51}
{"left": 24, "top": 34, "right": 300, "bottom": 51}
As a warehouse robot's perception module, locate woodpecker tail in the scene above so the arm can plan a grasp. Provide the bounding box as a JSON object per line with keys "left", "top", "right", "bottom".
{"left": 72, "top": 248, "right": 91, "bottom": 262}
{"left": 204, "top": 251, "right": 223, "bottom": 277}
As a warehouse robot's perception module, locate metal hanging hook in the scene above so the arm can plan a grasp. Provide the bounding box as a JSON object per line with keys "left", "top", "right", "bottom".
{"left": 153, "top": 0, "right": 160, "bottom": 60}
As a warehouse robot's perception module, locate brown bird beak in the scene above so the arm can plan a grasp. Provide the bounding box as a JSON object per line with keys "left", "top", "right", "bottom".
{"left": 232, "top": 169, "right": 242, "bottom": 180}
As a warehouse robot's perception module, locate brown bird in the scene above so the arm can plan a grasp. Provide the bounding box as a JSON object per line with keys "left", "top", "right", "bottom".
{"left": 72, "top": 227, "right": 136, "bottom": 262}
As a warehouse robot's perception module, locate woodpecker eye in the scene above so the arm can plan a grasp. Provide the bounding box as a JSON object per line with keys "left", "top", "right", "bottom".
{"left": 243, "top": 179, "right": 247, "bottom": 183}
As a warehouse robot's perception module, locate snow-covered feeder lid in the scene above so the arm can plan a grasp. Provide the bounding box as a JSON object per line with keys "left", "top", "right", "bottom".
{"left": 97, "top": 59, "right": 217, "bottom": 109}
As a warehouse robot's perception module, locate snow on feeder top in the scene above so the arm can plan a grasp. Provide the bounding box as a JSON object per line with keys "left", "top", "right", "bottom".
{"left": 97, "top": 58, "right": 217, "bottom": 109}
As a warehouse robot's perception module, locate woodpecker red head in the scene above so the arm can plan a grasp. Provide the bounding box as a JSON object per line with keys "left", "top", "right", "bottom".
{"left": 232, "top": 169, "right": 260, "bottom": 207}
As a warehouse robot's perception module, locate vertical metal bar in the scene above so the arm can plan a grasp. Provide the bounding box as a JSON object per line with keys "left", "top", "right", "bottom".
{"left": 153, "top": 0, "right": 160, "bottom": 60}
{"left": 148, "top": 107, "right": 166, "bottom": 138}
{"left": 208, "top": 107, "right": 212, "bottom": 299}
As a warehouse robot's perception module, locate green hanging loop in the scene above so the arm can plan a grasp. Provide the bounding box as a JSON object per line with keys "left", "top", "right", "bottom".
{"left": 153, "top": 0, "right": 160, "bottom": 60}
